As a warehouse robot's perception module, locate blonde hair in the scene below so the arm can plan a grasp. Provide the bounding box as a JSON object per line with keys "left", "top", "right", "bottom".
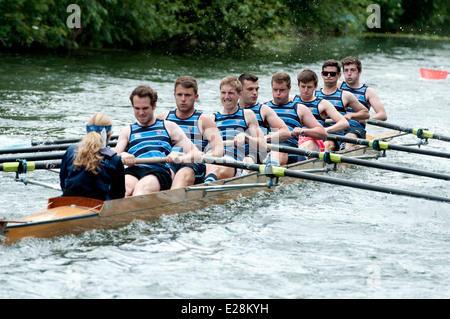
{"left": 74, "top": 113, "right": 112, "bottom": 174}
{"left": 220, "top": 76, "right": 242, "bottom": 94}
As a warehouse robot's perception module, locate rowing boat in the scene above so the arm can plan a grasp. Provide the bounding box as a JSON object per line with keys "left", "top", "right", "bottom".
{"left": 0, "top": 132, "right": 398, "bottom": 245}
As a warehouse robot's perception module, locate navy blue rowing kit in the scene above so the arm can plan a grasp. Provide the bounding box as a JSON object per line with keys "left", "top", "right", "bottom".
{"left": 165, "top": 109, "right": 208, "bottom": 152}
{"left": 340, "top": 81, "right": 368, "bottom": 138}
{"left": 213, "top": 107, "right": 249, "bottom": 161}
{"left": 264, "top": 99, "right": 302, "bottom": 149}
{"left": 315, "top": 88, "right": 349, "bottom": 135}
{"left": 293, "top": 94, "right": 328, "bottom": 127}
{"left": 264, "top": 99, "right": 308, "bottom": 163}
{"left": 316, "top": 88, "right": 346, "bottom": 115}
{"left": 341, "top": 81, "right": 369, "bottom": 111}
{"left": 125, "top": 119, "right": 173, "bottom": 190}
{"left": 60, "top": 145, "right": 125, "bottom": 201}
{"left": 164, "top": 109, "right": 207, "bottom": 184}
{"left": 244, "top": 102, "right": 269, "bottom": 135}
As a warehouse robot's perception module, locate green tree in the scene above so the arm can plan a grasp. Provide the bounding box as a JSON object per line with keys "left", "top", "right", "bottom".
{"left": 0, "top": 0, "right": 448, "bottom": 51}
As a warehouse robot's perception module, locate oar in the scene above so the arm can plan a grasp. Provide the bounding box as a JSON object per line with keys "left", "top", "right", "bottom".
{"left": 203, "top": 156, "right": 450, "bottom": 204}
{"left": 420, "top": 68, "right": 448, "bottom": 80}
{"left": 327, "top": 134, "right": 450, "bottom": 159}
{"left": 267, "top": 144, "right": 450, "bottom": 181}
{"left": 0, "top": 141, "right": 118, "bottom": 155}
{"left": 0, "top": 160, "right": 62, "bottom": 172}
{"left": 0, "top": 153, "right": 65, "bottom": 163}
{"left": 0, "top": 157, "right": 167, "bottom": 172}
{"left": 31, "top": 135, "right": 119, "bottom": 146}
{"left": 366, "top": 119, "right": 450, "bottom": 142}
{"left": 0, "top": 143, "right": 121, "bottom": 163}
{"left": 0, "top": 144, "right": 74, "bottom": 155}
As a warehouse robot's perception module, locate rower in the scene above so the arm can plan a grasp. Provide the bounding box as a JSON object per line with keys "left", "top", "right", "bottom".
{"left": 265, "top": 72, "right": 327, "bottom": 165}
{"left": 292, "top": 69, "right": 349, "bottom": 152}
{"left": 157, "top": 76, "right": 224, "bottom": 189}
{"left": 59, "top": 113, "right": 125, "bottom": 201}
{"left": 115, "top": 85, "right": 203, "bottom": 196}
{"left": 204, "top": 76, "right": 267, "bottom": 182}
{"left": 338, "top": 56, "right": 388, "bottom": 147}
{"left": 237, "top": 73, "right": 290, "bottom": 166}
{"left": 316, "top": 59, "right": 369, "bottom": 150}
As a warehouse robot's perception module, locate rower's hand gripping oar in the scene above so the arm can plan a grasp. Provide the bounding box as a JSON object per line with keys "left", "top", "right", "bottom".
{"left": 203, "top": 156, "right": 450, "bottom": 204}
{"left": 327, "top": 134, "right": 450, "bottom": 159}
{"left": 366, "top": 119, "right": 450, "bottom": 142}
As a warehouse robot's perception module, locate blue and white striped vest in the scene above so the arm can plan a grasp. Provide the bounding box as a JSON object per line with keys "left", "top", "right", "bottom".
{"left": 165, "top": 109, "right": 208, "bottom": 152}
{"left": 213, "top": 107, "right": 248, "bottom": 161}
{"left": 264, "top": 99, "right": 302, "bottom": 148}
{"left": 127, "top": 119, "right": 172, "bottom": 174}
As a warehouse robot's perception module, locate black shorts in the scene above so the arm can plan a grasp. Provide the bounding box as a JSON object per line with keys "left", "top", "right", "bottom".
{"left": 169, "top": 162, "right": 206, "bottom": 184}
{"left": 287, "top": 154, "right": 307, "bottom": 164}
{"left": 125, "top": 165, "right": 172, "bottom": 190}
{"left": 345, "top": 122, "right": 366, "bottom": 139}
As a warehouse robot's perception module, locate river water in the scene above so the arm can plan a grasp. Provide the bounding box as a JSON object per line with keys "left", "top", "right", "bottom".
{"left": 0, "top": 37, "right": 449, "bottom": 300}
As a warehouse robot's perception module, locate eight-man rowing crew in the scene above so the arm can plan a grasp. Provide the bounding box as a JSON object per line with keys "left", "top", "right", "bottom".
{"left": 60, "top": 56, "right": 388, "bottom": 201}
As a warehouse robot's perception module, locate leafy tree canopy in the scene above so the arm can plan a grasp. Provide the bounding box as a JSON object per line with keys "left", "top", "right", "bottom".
{"left": 0, "top": 0, "right": 448, "bottom": 51}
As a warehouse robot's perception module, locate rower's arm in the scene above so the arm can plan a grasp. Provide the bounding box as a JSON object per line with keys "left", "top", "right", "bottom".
{"left": 261, "top": 104, "right": 291, "bottom": 144}
{"left": 295, "top": 104, "right": 327, "bottom": 140}
{"left": 166, "top": 120, "right": 203, "bottom": 163}
{"left": 366, "top": 87, "right": 387, "bottom": 121}
{"left": 199, "top": 114, "right": 224, "bottom": 158}
{"left": 320, "top": 100, "right": 350, "bottom": 133}
{"left": 343, "top": 91, "right": 370, "bottom": 121}
{"left": 242, "top": 109, "right": 267, "bottom": 152}
{"left": 114, "top": 125, "right": 130, "bottom": 155}
{"left": 115, "top": 125, "right": 137, "bottom": 166}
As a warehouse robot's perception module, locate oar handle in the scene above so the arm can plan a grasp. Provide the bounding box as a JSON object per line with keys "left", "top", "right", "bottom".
{"left": 134, "top": 158, "right": 167, "bottom": 164}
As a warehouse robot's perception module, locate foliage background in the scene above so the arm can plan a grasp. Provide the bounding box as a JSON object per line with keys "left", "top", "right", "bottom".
{"left": 0, "top": 0, "right": 449, "bottom": 51}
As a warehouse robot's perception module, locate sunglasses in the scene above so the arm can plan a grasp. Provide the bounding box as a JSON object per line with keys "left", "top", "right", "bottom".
{"left": 322, "top": 71, "right": 338, "bottom": 76}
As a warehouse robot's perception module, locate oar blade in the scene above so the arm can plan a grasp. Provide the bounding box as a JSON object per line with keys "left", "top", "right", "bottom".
{"left": 420, "top": 68, "right": 448, "bottom": 80}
